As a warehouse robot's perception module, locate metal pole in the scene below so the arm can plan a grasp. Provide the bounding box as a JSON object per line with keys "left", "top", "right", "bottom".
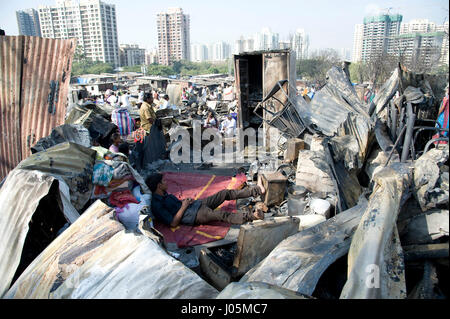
{"left": 384, "top": 124, "right": 407, "bottom": 167}
{"left": 424, "top": 138, "right": 449, "bottom": 154}
{"left": 401, "top": 102, "right": 415, "bottom": 162}
{"left": 390, "top": 100, "right": 397, "bottom": 141}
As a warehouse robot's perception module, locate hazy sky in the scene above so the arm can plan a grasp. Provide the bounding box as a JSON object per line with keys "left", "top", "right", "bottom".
{"left": 1, "top": 0, "right": 448, "bottom": 51}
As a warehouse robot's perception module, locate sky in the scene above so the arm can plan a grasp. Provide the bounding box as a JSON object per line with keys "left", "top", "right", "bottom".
{"left": 1, "top": 0, "right": 448, "bottom": 52}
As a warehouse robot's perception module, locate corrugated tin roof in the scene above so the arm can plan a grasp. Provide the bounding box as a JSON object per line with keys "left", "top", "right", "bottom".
{"left": 0, "top": 36, "right": 23, "bottom": 180}
{"left": 5, "top": 200, "right": 219, "bottom": 299}
{"left": 0, "top": 36, "right": 76, "bottom": 181}
{"left": 0, "top": 168, "right": 80, "bottom": 297}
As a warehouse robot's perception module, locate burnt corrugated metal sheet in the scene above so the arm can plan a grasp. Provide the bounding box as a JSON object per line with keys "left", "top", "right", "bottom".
{"left": 5, "top": 200, "right": 219, "bottom": 299}
{"left": 0, "top": 36, "right": 76, "bottom": 181}
{"left": 0, "top": 168, "right": 80, "bottom": 297}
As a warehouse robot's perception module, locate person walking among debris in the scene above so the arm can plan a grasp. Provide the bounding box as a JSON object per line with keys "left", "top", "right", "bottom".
{"left": 201, "top": 88, "right": 207, "bottom": 104}
{"left": 96, "top": 95, "right": 104, "bottom": 103}
{"left": 220, "top": 114, "right": 236, "bottom": 137}
{"left": 153, "top": 92, "right": 162, "bottom": 110}
{"left": 159, "top": 94, "right": 172, "bottom": 110}
{"left": 139, "top": 93, "right": 156, "bottom": 133}
{"left": 107, "top": 92, "right": 118, "bottom": 107}
{"left": 146, "top": 173, "right": 266, "bottom": 227}
{"left": 120, "top": 91, "right": 131, "bottom": 108}
{"left": 137, "top": 89, "right": 144, "bottom": 107}
{"left": 181, "top": 88, "right": 189, "bottom": 103}
{"left": 204, "top": 110, "right": 218, "bottom": 129}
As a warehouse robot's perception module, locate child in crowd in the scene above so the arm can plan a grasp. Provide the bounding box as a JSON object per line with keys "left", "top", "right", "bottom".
{"left": 109, "top": 133, "right": 121, "bottom": 153}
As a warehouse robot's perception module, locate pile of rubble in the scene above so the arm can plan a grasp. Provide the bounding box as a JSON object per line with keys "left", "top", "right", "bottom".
{"left": 0, "top": 62, "right": 447, "bottom": 300}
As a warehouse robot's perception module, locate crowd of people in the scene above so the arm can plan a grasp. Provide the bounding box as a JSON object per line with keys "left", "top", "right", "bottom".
{"left": 77, "top": 82, "right": 238, "bottom": 177}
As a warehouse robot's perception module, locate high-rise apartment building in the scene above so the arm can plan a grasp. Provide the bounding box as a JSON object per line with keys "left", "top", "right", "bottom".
{"left": 119, "top": 44, "right": 145, "bottom": 67}
{"left": 254, "top": 28, "right": 279, "bottom": 51}
{"left": 156, "top": 7, "right": 190, "bottom": 65}
{"left": 437, "top": 21, "right": 449, "bottom": 65}
{"left": 352, "top": 14, "right": 448, "bottom": 69}
{"left": 400, "top": 19, "right": 436, "bottom": 34}
{"left": 352, "top": 24, "right": 364, "bottom": 62}
{"left": 190, "top": 43, "right": 208, "bottom": 62}
{"left": 395, "top": 19, "right": 448, "bottom": 68}
{"left": 38, "top": 0, "right": 120, "bottom": 67}
{"left": 210, "top": 41, "right": 231, "bottom": 61}
{"left": 16, "top": 8, "right": 42, "bottom": 36}
{"left": 291, "top": 29, "right": 309, "bottom": 60}
{"left": 234, "top": 36, "right": 254, "bottom": 54}
{"left": 278, "top": 41, "right": 291, "bottom": 50}
{"left": 339, "top": 48, "right": 352, "bottom": 61}
{"left": 361, "top": 14, "right": 403, "bottom": 61}
{"left": 145, "top": 48, "right": 159, "bottom": 65}
{"left": 395, "top": 32, "right": 445, "bottom": 69}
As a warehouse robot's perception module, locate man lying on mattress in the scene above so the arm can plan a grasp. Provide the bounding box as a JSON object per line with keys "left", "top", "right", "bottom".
{"left": 145, "top": 173, "right": 266, "bottom": 227}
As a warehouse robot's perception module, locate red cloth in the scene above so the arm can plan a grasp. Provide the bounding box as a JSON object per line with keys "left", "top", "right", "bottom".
{"left": 154, "top": 172, "right": 247, "bottom": 248}
{"left": 109, "top": 189, "right": 139, "bottom": 208}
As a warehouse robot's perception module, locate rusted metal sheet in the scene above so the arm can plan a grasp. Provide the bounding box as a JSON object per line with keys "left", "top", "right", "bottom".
{"left": 234, "top": 58, "right": 249, "bottom": 129}
{"left": 0, "top": 36, "right": 23, "bottom": 180}
{"left": 234, "top": 50, "right": 295, "bottom": 152}
{"left": 262, "top": 52, "right": 289, "bottom": 151}
{"left": 0, "top": 36, "right": 76, "bottom": 181}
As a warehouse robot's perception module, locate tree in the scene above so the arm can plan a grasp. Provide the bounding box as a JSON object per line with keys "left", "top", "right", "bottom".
{"left": 296, "top": 48, "right": 341, "bottom": 84}
{"left": 87, "top": 62, "right": 114, "bottom": 74}
{"left": 73, "top": 45, "right": 87, "bottom": 63}
{"left": 121, "top": 65, "right": 142, "bottom": 73}
{"left": 349, "top": 62, "right": 365, "bottom": 84}
{"left": 146, "top": 63, "right": 175, "bottom": 76}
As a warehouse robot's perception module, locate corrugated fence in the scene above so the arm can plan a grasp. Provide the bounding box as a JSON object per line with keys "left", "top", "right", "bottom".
{"left": 0, "top": 36, "right": 76, "bottom": 181}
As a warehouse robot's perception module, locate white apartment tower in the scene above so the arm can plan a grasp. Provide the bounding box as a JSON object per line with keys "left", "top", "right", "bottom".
{"left": 145, "top": 48, "right": 159, "bottom": 65}
{"left": 291, "top": 29, "right": 309, "bottom": 60}
{"left": 437, "top": 21, "right": 449, "bottom": 66}
{"left": 119, "top": 44, "right": 145, "bottom": 67}
{"left": 361, "top": 14, "right": 403, "bottom": 62}
{"left": 190, "top": 43, "right": 208, "bottom": 62}
{"left": 157, "top": 7, "right": 190, "bottom": 65}
{"left": 400, "top": 19, "right": 437, "bottom": 34}
{"left": 234, "top": 36, "right": 254, "bottom": 54}
{"left": 352, "top": 24, "right": 364, "bottom": 62}
{"left": 211, "top": 41, "right": 231, "bottom": 61}
{"left": 254, "top": 28, "right": 279, "bottom": 51}
{"left": 396, "top": 19, "right": 449, "bottom": 68}
{"left": 38, "top": 0, "right": 120, "bottom": 67}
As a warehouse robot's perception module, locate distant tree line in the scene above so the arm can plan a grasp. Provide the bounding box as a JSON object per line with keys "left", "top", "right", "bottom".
{"left": 71, "top": 46, "right": 232, "bottom": 77}
{"left": 296, "top": 46, "right": 448, "bottom": 90}
{"left": 296, "top": 48, "right": 342, "bottom": 87}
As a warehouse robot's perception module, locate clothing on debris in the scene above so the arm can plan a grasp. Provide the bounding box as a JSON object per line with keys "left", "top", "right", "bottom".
{"left": 111, "top": 107, "right": 134, "bottom": 137}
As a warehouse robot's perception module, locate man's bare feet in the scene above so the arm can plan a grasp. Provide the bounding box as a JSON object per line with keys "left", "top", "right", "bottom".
{"left": 257, "top": 175, "right": 266, "bottom": 195}
{"left": 254, "top": 201, "right": 268, "bottom": 213}
{"left": 252, "top": 208, "right": 264, "bottom": 220}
